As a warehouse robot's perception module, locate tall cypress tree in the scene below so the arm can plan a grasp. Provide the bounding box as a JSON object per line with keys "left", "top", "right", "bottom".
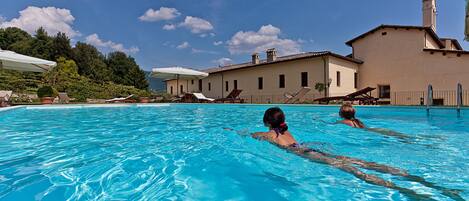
{"left": 52, "top": 32, "right": 73, "bottom": 60}
{"left": 30, "top": 27, "right": 53, "bottom": 60}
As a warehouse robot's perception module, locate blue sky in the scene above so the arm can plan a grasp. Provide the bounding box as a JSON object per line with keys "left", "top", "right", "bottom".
{"left": 0, "top": 0, "right": 467, "bottom": 71}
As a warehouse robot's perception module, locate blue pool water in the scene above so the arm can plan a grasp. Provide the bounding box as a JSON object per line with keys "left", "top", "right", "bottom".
{"left": 0, "top": 104, "right": 467, "bottom": 200}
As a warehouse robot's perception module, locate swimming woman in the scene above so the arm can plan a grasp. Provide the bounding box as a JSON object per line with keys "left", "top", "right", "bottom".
{"left": 250, "top": 107, "right": 463, "bottom": 201}
{"left": 338, "top": 103, "right": 414, "bottom": 141}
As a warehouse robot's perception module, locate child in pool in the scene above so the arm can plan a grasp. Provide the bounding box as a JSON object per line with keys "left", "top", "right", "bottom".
{"left": 251, "top": 107, "right": 462, "bottom": 200}
{"left": 339, "top": 103, "right": 365, "bottom": 128}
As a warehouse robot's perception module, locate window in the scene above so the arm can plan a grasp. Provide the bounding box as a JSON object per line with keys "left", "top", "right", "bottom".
{"left": 225, "top": 81, "right": 229, "bottom": 92}
{"left": 191, "top": 80, "right": 194, "bottom": 85}
{"left": 208, "top": 82, "right": 211, "bottom": 91}
{"left": 258, "top": 77, "right": 263, "bottom": 90}
{"left": 198, "top": 80, "right": 202, "bottom": 91}
{"left": 354, "top": 73, "right": 358, "bottom": 89}
{"left": 301, "top": 72, "right": 308, "bottom": 87}
{"left": 233, "top": 80, "right": 238, "bottom": 90}
{"left": 279, "top": 74, "right": 285, "bottom": 88}
{"left": 433, "top": 99, "right": 444, "bottom": 106}
{"left": 170, "top": 86, "right": 173, "bottom": 95}
{"left": 180, "top": 85, "right": 184, "bottom": 93}
{"left": 378, "top": 85, "right": 391, "bottom": 99}
{"left": 336, "top": 71, "right": 341, "bottom": 87}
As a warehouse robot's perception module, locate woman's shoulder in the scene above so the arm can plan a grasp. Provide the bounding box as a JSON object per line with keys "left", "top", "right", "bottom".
{"left": 341, "top": 119, "right": 354, "bottom": 126}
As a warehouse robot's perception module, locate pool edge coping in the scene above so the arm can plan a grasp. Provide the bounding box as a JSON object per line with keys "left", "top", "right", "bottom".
{"left": 1, "top": 103, "right": 468, "bottom": 113}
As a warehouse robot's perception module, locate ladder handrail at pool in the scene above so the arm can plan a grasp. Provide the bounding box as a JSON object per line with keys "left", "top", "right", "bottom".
{"left": 457, "top": 83, "right": 463, "bottom": 117}
{"left": 426, "top": 84, "right": 433, "bottom": 115}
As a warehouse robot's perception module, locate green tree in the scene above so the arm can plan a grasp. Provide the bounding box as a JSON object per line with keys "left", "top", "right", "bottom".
{"left": 0, "top": 27, "right": 33, "bottom": 54}
{"left": 72, "top": 42, "right": 111, "bottom": 82}
{"left": 30, "top": 27, "right": 53, "bottom": 60}
{"left": 52, "top": 32, "right": 73, "bottom": 60}
{"left": 106, "top": 51, "right": 148, "bottom": 89}
{"left": 44, "top": 57, "right": 79, "bottom": 85}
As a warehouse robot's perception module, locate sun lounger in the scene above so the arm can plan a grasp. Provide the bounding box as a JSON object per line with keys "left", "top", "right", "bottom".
{"left": 171, "top": 94, "right": 185, "bottom": 103}
{"left": 193, "top": 93, "right": 215, "bottom": 102}
{"left": 314, "top": 87, "right": 379, "bottom": 105}
{"left": 183, "top": 93, "right": 215, "bottom": 103}
{"left": 58, "top": 92, "right": 74, "bottom": 104}
{"left": 0, "top": 91, "right": 13, "bottom": 107}
{"left": 284, "top": 87, "right": 311, "bottom": 104}
{"left": 105, "top": 94, "right": 134, "bottom": 103}
{"left": 215, "top": 89, "right": 244, "bottom": 103}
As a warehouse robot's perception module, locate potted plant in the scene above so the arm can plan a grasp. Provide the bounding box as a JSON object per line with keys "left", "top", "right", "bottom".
{"left": 138, "top": 92, "right": 152, "bottom": 103}
{"left": 139, "top": 97, "right": 150, "bottom": 103}
{"left": 37, "top": 86, "right": 58, "bottom": 104}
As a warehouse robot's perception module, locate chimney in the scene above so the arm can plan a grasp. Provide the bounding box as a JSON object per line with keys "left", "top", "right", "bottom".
{"left": 444, "top": 39, "right": 452, "bottom": 50}
{"left": 423, "top": 0, "right": 437, "bottom": 32}
{"left": 251, "top": 52, "right": 260, "bottom": 64}
{"left": 266, "top": 48, "right": 277, "bottom": 62}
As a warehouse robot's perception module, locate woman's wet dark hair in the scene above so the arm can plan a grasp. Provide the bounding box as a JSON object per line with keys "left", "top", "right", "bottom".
{"left": 339, "top": 103, "right": 365, "bottom": 128}
{"left": 263, "top": 107, "right": 288, "bottom": 135}
{"left": 339, "top": 103, "right": 356, "bottom": 120}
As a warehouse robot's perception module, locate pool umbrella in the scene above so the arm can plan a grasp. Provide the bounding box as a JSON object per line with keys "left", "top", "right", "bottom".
{"left": 0, "top": 50, "right": 57, "bottom": 72}
{"left": 151, "top": 67, "right": 208, "bottom": 95}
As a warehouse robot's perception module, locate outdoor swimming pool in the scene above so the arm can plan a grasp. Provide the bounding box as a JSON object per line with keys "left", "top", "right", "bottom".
{"left": 0, "top": 104, "right": 467, "bottom": 200}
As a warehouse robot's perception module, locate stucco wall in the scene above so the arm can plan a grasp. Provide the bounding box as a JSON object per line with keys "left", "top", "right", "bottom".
{"left": 353, "top": 28, "right": 424, "bottom": 99}
{"left": 421, "top": 52, "right": 469, "bottom": 88}
{"left": 166, "top": 79, "right": 200, "bottom": 96}
{"left": 351, "top": 27, "right": 469, "bottom": 105}
{"left": 425, "top": 32, "right": 440, "bottom": 49}
{"left": 201, "top": 58, "right": 327, "bottom": 101}
{"left": 328, "top": 56, "right": 359, "bottom": 96}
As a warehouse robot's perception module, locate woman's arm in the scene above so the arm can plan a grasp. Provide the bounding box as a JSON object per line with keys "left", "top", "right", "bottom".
{"left": 251, "top": 132, "right": 267, "bottom": 140}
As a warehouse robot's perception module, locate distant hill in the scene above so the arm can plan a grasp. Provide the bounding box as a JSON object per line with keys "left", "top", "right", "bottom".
{"left": 145, "top": 71, "right": 166, "bottom": 92}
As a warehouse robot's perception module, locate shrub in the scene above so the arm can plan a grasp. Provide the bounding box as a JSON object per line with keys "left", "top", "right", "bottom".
{"left": 37, "top": 86, "right": 58, "bottom": 98}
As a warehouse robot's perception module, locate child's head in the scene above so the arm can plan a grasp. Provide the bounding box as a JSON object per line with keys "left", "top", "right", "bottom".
{"left": 339, "top": 103, "right": 356, "bottom": 120}
{"left": 263, "top": 107, "right": 288, "bottom": 134}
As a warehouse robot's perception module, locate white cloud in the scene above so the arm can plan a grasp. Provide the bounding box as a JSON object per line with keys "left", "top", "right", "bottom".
{"left": 213, "top": 57, "right": 233, "bottom": 66}
{"left": 176, "top": 41, "right": 190, "bottom": 49}
{"left": 191, "top": 48, "right": 218, "bottom": 54}
{"left": 179, "top": 16, "right": 213, "bottom": 33}
{"left": 0, "top": 6, "right": 80, "bottom": 37}
{"left": 162, "top": 24, "right": 176, "bottom": 30}
{"left": 227, "top": 24, "right": 301, "bottom": 55}
{"left": 139, "top": 7, "right": 180, "bottom": 22}
{"left": 213, "top": 41, "right": 223, "bottom": 46}
{"left": 85, "top": 34, "right": 139, "bottom": 54}
{"left": 199, "top": 32, "right": 216, "bottom": 38}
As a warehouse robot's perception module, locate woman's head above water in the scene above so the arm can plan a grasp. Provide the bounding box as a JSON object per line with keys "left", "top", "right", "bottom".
{"left": 263, "top": 107, "right": 288, "bottom": 134}
{"left": 339, "top": 103, "right": 357, "bottom": 120}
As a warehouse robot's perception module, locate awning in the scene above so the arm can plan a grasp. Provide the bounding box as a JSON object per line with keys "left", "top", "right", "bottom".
{"left": 0, "top": 50, "right": 57, "bottom": 72}
{"left": 151, "top": 67, "right": 208, "bottom": 80}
